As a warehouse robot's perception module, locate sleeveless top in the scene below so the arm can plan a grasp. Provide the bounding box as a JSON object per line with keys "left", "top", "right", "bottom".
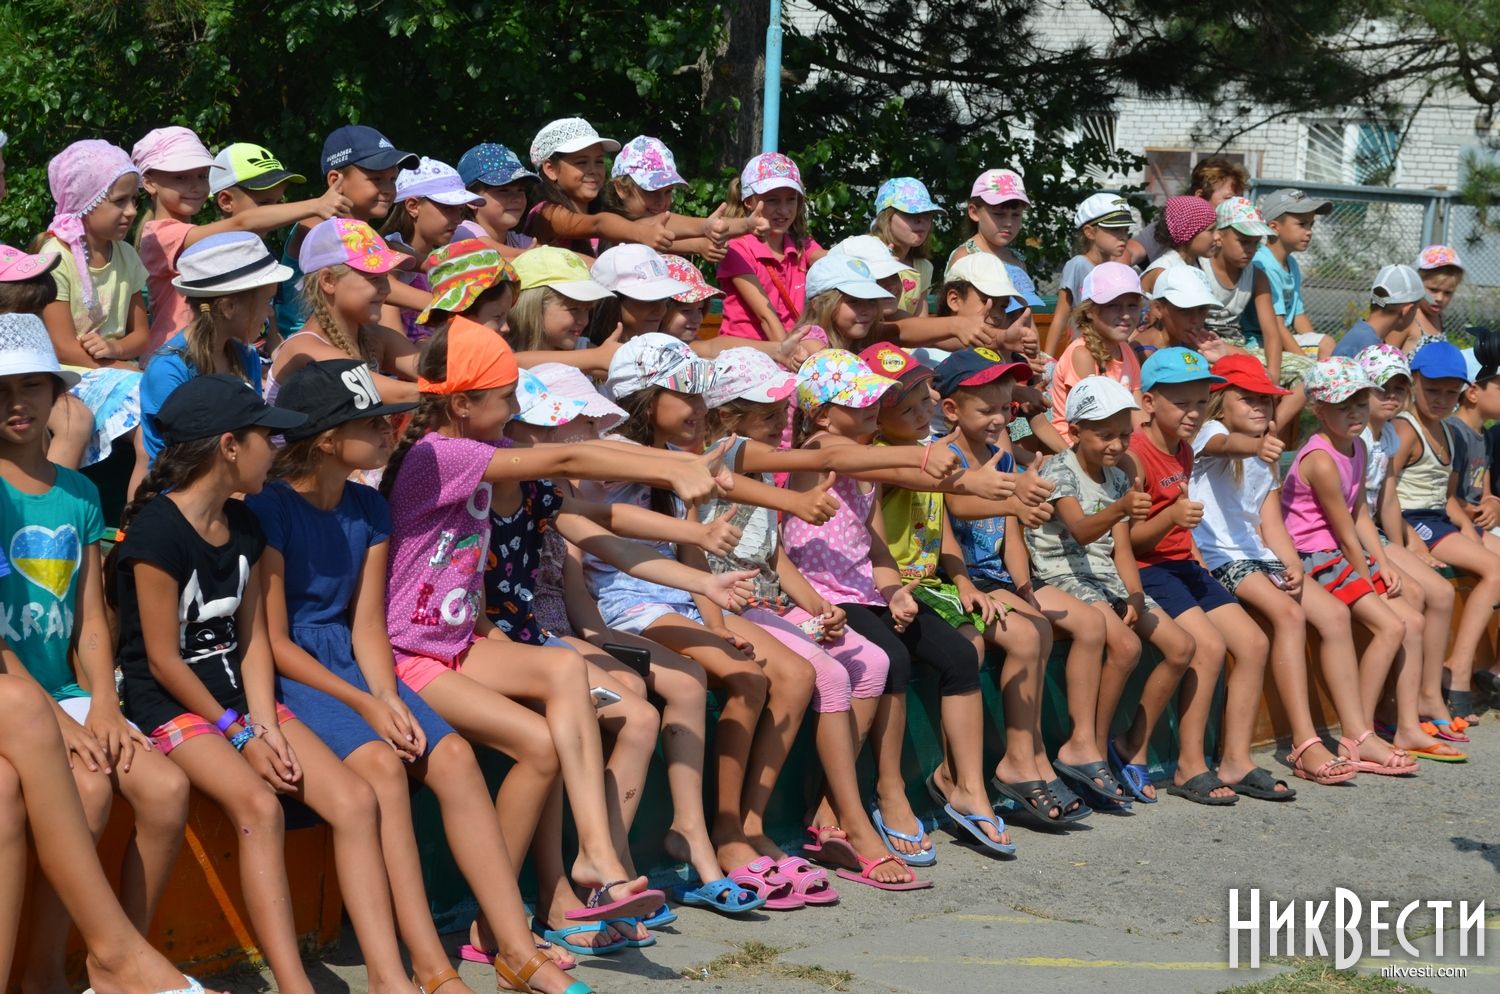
{"left": 1393, "top": 411, "right": 1453, "bottom": 512}
{"left": 1281, "top": 433, "right": 1366, "bottom": 553}
{"left": 782, "top": 469, "right": 882, "bottom": 607}
{"left": 264, "top": 328, "right": 334, "bottom": 404}
{"left": 698, "top": 437, "right": 788, "bottom": 608}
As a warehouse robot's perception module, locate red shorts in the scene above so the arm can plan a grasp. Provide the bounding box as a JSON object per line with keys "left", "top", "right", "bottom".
{"left": 149, "top": 702, "right": 296, "bottom": 756}
{"left": 1300, "top": 550, "right": 1388, "bottom": 606}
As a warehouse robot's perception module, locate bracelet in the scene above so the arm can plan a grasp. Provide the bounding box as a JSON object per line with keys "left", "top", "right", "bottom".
{"left": 215, "top": 709, "right": 240, "bottom": 734}
{"left": 920, "top": 443, "right": 932, "bottom": 473}
{"left": 229, "top": 728, "right": 255, "bottom": 751}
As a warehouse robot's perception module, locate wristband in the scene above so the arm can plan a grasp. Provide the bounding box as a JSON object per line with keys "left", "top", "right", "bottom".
{"left": 215, "top": 709, "right": 240, "bottom": 734}
{"left": 229, "top": 728, "right": 255, "bottom": 751}
{"left": 920, "top": 443, "right": 932, "bottom": 473}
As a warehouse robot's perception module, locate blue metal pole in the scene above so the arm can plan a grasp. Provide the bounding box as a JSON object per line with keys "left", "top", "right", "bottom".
{"left": 762, "top": 0, "right": 783, "bottom": 152}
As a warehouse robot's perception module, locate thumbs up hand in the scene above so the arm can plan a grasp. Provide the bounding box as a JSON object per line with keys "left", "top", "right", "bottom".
{"left": 792, "top": 472, "right": 842, "bottom": 525}
{"left": 1257, "top": 422, "right": 1286, "bottom": 465}
{"left": 1116, "top": 474, "right": 1153, "bottom": 521}
{"left": 1167, "top": 483, "right": 1204, "bottom": 529}
{"left": 699, "top": 505, "right": 745, "bottom": 556}
{"left": 635, "top": 212, "right": 675, "bottom": 250}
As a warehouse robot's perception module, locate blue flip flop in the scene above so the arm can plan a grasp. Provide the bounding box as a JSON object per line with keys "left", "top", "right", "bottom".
{"left": 603, "top": 917, "right": 655, "bottom": 948}
{"left": 672, "top": 877, "right": 767, "bottom": 915}
{"left": 871, "top": 806, "right": 937, "bottom": 866}
{"left": 1108, "top": 739, "right": 1157, "bottom": 804}
{"left": 530, "top": 919, "right": 626, "bottom": 957}
{"left": 941, "top": 803, "right": 1017, "bottom": 857}
{"left": 641, "top": 903, "right": 678, "bottom": 929}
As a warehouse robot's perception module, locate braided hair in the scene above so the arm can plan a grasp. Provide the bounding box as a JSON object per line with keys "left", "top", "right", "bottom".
{"left": 302, "top": 265, "right": 374, "bottom": 365}
{"left": 379, "top": 326, "right": 458, "bottom": 498}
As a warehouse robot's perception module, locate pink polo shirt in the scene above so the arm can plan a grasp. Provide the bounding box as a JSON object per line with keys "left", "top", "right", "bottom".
{"left": 716, "top": 233, "right": 822, "bottom": 341}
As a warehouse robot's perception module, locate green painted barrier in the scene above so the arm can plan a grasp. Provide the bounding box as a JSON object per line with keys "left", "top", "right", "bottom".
{"left": 415, "top": 640, "right": 1220, "bottom": 931}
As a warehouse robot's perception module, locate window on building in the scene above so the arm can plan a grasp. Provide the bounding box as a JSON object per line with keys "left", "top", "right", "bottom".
{"left": 1304, "top": 118, "right": 1401, "bottom": 186}
{"left": 1143, "top": 149, "right": 1258, "bottom": 204}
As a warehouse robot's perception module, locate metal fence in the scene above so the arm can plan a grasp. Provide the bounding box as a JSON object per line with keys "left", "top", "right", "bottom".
{"left": 1245, "top": 179, "right": 1500, "bottom": 337}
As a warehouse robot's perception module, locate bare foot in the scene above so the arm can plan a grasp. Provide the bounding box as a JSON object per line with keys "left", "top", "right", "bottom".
{"left": 947, "top": 784, "right": 1011, "bottom": 847}
{"left": 663, "top": 825, "right": 727, "bottom": 886}
{"left": 1354, "top": 733, "right": 1417, "bottom": 770}
{"left": 713, "top": 836, "right": 762, "bottom": 872}
{"left": 86, "top": 949, "right": 210, "bottom": 994}
{"left": 1055, "top": 743, "right": 1127, "bottom": 802}
{"left": 745, "top": 830, "right": 788, "bottom": 861}
{"left": 569, "top": 852, "right": 648, "bottom": 901}
{"left": 1113, "top": 735, "right": 1157, "bottom": 801}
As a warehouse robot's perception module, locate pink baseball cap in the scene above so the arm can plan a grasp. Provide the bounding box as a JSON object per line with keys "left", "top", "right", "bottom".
{"left": 298, "top": 218, "right": 414, "bottom": 278}
{"left": 0, "top": 245, "right": 61, "bottom": 282}
{"left": 662, "top": 254, "right": 721, "bottom": 303}
{"left": 131, "top": 126, "right": 215, "bottom": 174}
{"left": 1080, "top": 261, "right": 1142, "bottom": 304}
{"left": 970, "top": 168, "right": 1029, "bottom": 206}
{"left": 706, "top": 348, "right": 796, "bottom": 408}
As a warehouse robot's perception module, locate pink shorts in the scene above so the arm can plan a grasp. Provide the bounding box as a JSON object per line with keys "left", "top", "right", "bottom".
{"left": 149, "top": 702, "right": 296, "bottom": 756}
{"left": 742, "top": 605, "right": 890, "bottom": 713}
{"left": 393, "top": 638, "right": 481, "bottom": 693}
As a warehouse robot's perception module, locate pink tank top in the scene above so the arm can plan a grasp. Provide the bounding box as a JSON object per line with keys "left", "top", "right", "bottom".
{"left": 782, "top": 472, "right": 882, "bottom": 607}
{"left": 1281, "top": 434, "right": 1366, "bottom": 553}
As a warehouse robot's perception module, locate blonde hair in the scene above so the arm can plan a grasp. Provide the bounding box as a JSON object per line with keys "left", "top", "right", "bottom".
{"left": 1204, "top": 388, "right": 1245, "bottom": 485}
{"left": 725, "top": 176, "right": 810, "bottom": 244}
{"left": 301, "top": 265, "right": 374, "bottom": 364}
{"left": 506, "top": 286, "right": 578, "bottom": 352}
{"left": 1073, "top": 299, "right": 1116, "bottom": 371}
{"left": 870, "top": 207, "right": 931, "bottom": 260}
{"left": 794, "top": 289, "right": 851, "bottom": 349}
{"left": 173, "top": 293, "right": 259, "bottom": 381}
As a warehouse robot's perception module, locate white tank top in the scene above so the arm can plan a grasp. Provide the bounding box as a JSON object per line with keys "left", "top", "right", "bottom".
{"left": 1393, "top": 411, "right": 1453, "bottom": 512}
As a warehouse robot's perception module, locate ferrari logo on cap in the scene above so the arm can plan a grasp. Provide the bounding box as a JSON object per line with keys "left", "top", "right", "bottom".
{"left": 975, "top": 347, "right": 1002, "bottom": 362}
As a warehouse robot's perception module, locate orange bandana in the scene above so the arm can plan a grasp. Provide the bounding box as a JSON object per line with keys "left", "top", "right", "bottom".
{"left": 417, "top": 316, "right": 519, "bottom": 394}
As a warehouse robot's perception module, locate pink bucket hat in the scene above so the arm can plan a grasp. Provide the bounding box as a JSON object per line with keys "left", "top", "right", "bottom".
{"left": 530, "top": 363, "right": 628, "bottom": 433}
{"left": 297, "top": 218, "right": 414, "bottom": 279}
{"left": 46, "top": 139, "right": 141, "bottom": 322}
{"left": 970, "top": 168, "right": 1029, "bottom": 206}
{"left": 662, "top": 254, "right": 721, "bottom": 303}
{"left": 1080, "top": 261, "right": 1142, "bottom": 304}
{"left": 0, "top": 244, "right": 60, "bottom": 282}
{"left": 131, "top": 126, "right": 215, "bottom": 174}
{"left": 1163, "top": 195, "right": 1218, "bottom": 245}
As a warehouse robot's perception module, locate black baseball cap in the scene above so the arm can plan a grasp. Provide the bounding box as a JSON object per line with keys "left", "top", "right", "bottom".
{"left": 275, "top": 359, "right": 417, "bottom": 441}
{"left": 320, "top": 125, "right": 419, "bottom": 174}
{"left": 154, "top": 374, "right": 307, "bottom": 446}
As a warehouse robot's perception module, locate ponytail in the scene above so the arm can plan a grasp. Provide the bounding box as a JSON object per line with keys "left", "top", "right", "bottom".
{"left": 379, "top": 324, "right": 456, "bottom": 498}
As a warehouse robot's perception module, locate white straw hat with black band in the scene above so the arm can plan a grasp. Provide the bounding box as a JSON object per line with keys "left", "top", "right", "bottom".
{"left": 171, "top": 231, "right": 293, "bottom": 298}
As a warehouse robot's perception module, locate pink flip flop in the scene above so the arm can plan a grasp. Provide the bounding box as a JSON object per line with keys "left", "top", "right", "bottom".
{"left": 774, "top": 855, "right": 840, "bottom": 906}
{"left": 834, "top": 854, "right": 934, "bottom": 892}
{"left": 460, "top": 942, "right": 575, "bottom": 971}
{"left": 563, "top": 881, "right": 668, "bottom": 922}
{"left": 728, "top": 857, "right": 804, "bottom": 911}
{"left": 802, "top": 826, "right": 860, "bottom": 871}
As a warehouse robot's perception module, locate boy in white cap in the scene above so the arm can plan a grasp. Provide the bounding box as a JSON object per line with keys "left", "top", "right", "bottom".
{"left": 1331, "top": 264, "right": 1429, "bottom": 359}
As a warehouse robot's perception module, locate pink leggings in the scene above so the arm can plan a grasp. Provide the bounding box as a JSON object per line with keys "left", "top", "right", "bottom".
{"left": 742, "top": 605, "right": 890, "bottom": 713}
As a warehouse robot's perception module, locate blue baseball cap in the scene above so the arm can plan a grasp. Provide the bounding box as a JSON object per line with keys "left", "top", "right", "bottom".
{"left": 1004, "top": 263, "right": 1045, "bottom": 313}
{"left": 933, "top": 347, "right": 1031, "bottom": 396}
{"left": 874, "top": 177, "right": 945, "bottom": 216}
{"left": 1410, "top": 340, "right": 1470, "bottom": 383}
{"left": 320, "top": 125, "right": 418, "bottom": 174}
{"left": 457, "top": 143, "right": 537, "bottom": 188}
{"left": 1140, "top": 346, "right": 1225, "bottom": 391}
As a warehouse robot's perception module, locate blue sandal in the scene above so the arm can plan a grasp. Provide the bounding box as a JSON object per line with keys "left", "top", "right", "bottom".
{"left": 603, "top": 917, "right": 655, "bottom": 948}
{"left": 672, "top": 876, "right": 767, "bottom": 915}
{"left": 1108, "top": 739, "right": 1157, "bottom": 804}
{"left": 641, "top": 903, "right": 678, "bottom": 929}
{"left": 530, "top": 919, "right": 626, "bottom": 957}
{"left": 941, "top": 803, "right": 1017, "bottom": 857}
{"left": 871, "top": 806, "right": 937, "bottom": 866}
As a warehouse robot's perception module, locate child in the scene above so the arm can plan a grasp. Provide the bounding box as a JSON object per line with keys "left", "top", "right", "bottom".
{"left": 110, "top": 375, "right": 427, "bottom": 994}
{"left": 132, "top": 127, "right": 347, "bottom": 354}
{"left": 1048, "top": 193, "right": 1133, "bottom": 354}
{"left": 781, "top": 351, "right": 1014, "bottom": 858}
{"left": 140, "top": 232, "right": 291, "bottom": 462}
{"left": 1127, "top": 347, "right": 1277, "bottom": 804}
{"left": 39, "top": 140, "right": 150, "bottom": 477}
{"left": 607, "top": 136, "right": 757, "bottom": 260}
{"left": 947, "top": 168, "right": 1028, "bottom": 269}
{"left": 1449, "top": 347, "right": 1500, "bottom": 542}
{"left": 264, "top": 218, "right": 419, "bottom": 405}
{"left": 1331, "top": 265, "right": 1427, "bottom": 359}
{"left": 273, "top": 124, "right": 422, "bottom": 337}
{"left": 1132, "top": 264, "right": 1224, "bottom": 361}
{"left": 1279, "top": 358, "right": 1420, "bottom": 774}
{"left": 1243, "top": 188, "right": 1327, "bottom": 389}
{"left": 1356, "top": 344, "right": 1467, "bottom": 758}
{"left": 1199, "top": 198, "right": 1272, "bottom": 349}
{"left": 934, "top": 348, "right": 1128, "bottom": 810}
{"left": 255, "top": 359, "right": 591, "bottom": 991}
{"left": 0, "top": 320, "right": 191, "bottom": 992}
{"left": 1191, "top": 355, "right": 1361, "bottom": 787}
{"left": 0, "top": 674, "right": 208, "bottom": 994}
{"left": 380, "top": 157, "right": 484, "bottom": 340}
{"left": 455, "top": 142, "right": 538, "bottom": 255}
{"left": 1050, "top": 261, "right": 1144, "bottom": 442}
{"left": 507, "top": 247, "right": 619, "bottom": 372}
{"left": 660, "top": 254, "right": 720, "bottom": 342}
{"left": 873, "top": 350, "right": 1073, "bottom": 827}
{"left": 415, "top": 239, "right": 518, "bottom": 336}
{"left": 1413, "top": 245, "right": 1464, "bottom": 338}
{"left": 589, "top": 243, "right": 690, "bottom": 341}
{"left": 1393, "top": 341, "right": 1500, "bottom": 722}
{"left": 870, "top": 177, "right": 944, "bottom": 316}
{"left": 1139, "top": 196, "right": 1219, "bottom": 294}
{"left": 789, "top": 253, "right": 893, "bottom": 351}
{"left": 717, "top": 152, "right": 824, "bottom": 341}
{"left": 526, "top": 118, "right": 671, "bottom": 255}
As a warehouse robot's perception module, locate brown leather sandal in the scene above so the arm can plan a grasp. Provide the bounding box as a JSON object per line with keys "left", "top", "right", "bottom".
{"left": 414, "top": 968, "right": 463, "bottom": 994}
{"left": 494, "top": 950, "right": 550, "bottom": 994}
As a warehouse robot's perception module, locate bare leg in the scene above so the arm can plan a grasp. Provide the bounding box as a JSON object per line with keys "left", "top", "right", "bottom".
{"left": 0, "top": 760, "right": 27, "bottom": 988}
{"left": 1236, "top": 575, "right": 1338, "bottom": 773}
{"left": 1386, "top": 545, "right": 1457, "bottom": 724}
{"left": 1428, "top": 534, "right": 1500, "bottom": 719}
{"left": 984, "top": 593, "right": 1054, "bottom": 789}
{"left": 1382, "top": 594, "right": 1442, "bottom": 752}
{"left": 1115, "top": 609, "right": 1195, "bottom": 801}
{"left": 1346, "top": 592, "right": 1410, "bottom": 766}
{"left": 1093, "top": 608, "right": 1143, "bottom": 754}
{"left": 1164, "top": 607, "right": 1239, "bottom": 798}
{"left": 926, "top": 622, "right": 1010, "bottom": 847}
{"left": 1037, "top": 588, "right": 1110, "bottom": 772}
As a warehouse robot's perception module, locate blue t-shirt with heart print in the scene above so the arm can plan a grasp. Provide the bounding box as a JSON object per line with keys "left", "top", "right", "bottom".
{"left": 0, "top": 467, "right": 107, "bottom": 700}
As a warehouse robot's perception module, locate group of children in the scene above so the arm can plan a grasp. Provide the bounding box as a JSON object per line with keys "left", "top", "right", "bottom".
{"left": 1, "top": 121, "right": 1497, "bottom": 994}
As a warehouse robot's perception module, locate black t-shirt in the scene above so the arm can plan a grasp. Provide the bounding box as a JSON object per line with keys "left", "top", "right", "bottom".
{"left": 116, "top": 496, "right": 266, "bottom": 733}
{"left": 1487, "top": 423, "right": 1500, "bottom": 500}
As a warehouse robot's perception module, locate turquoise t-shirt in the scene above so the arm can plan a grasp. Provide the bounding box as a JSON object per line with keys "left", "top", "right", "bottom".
{"left": 0, "top": 468, "right": 107, "bottom": 700}
{"left": 1240, "top": 244, "right": 1304, "bottom": 347}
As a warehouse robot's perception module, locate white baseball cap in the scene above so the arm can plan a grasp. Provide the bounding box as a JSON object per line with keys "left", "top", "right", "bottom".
{"left": 943, "top": 253, "right": 1020, "bottom": 300}
{"left": 1074, "top": 193, "right": 1134, "bottom": 229}
{"left": 604, "top": 332, "right": 718, "bottom": 400}
{"left": 1150, "top": 264, "right": 1218, "bottom": 309}
{"left": 395, "top": 157, "right": 485, "bottom": 206}
{"left": 828, "top": 235, "right": 908, "bottom": 280}
{"left": 706, "top": 348, "right": 797, "bottom": 408}
{"left": 590, "top": 244, "right": 690, "bottom": 301}
{"left": 529, "top": 118, "right": 620, "bottom": 168}
{"left": 1371, "top": 264, "right": 1432, "bottom": 307}
{"left": 1065, "top": 375, "right": 1140, "bottom": 424}
{"left": 805, "top": 254, "right": 893, "bottom": 300}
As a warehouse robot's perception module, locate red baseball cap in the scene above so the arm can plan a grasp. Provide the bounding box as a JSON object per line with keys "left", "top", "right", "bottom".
{"left": 858, "top": 343, "right": 932, "bottom": 405}
{"left": 1210, "top": 354, "right": 1290, "bottom": 396}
